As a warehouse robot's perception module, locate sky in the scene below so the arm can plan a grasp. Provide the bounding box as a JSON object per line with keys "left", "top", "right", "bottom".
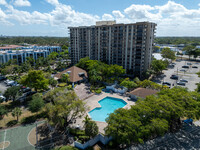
{"left": 0, "top": 0, "right": 200, "bottom": 37}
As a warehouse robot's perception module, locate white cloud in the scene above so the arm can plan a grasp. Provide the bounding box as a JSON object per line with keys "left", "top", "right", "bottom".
{"left": 124, "top": 4, "right": 156, "bottom": 19}
{"left": 49, "top": 4, "right": 99, "bottom": 27}
{"left": 46, "top": 0, "right": 59, "bottom": 6}
{"left": 112, "top": 10, "right": 124, "bottom": 18}
{"left": 102, "top": 14, "right": 114, "bottom": 20}
{"left": 0, "top": 0, "right": 200, "bottom": 36}
{"left": 0, "top": 0, "right": 7, "bottom": 5}
{"left": 198, "top": 3, "right": 200, "bottom": 7}
{"left": 14, "top": 0, "right": 31, "bottom": 7}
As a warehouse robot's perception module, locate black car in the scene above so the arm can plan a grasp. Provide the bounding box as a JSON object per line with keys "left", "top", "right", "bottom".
{"left": 177, "top": 82, "right": 186, "bottom": 86}
{"left": 192, "top": 66, "right": 198, "bottom": 68}
{"left": 182, "top": 65, "right": 189, "bottom": 68}
{"left": 163, "top": 82, "right": 171, "bottom": 86}
{"left": 170, "top": 75, "right": 179, "bottom": 80}
{"left": 0, "top": 76, "right": 6, "bottom": 81}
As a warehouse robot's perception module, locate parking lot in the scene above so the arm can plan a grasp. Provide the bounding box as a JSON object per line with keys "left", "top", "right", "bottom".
{"left": 153, "top": 60, "right": 200, "bottom": 91}
{"left": 0, "top": 81, "right": 8, "bottom": 93}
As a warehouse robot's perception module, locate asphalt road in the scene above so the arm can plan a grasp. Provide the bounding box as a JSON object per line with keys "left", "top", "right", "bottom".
{"left": 153, "top": 60, "right": 200, "bottom": 91}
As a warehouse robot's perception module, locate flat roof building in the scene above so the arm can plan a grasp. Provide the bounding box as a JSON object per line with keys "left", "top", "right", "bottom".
{"left": 0, "top": 46, "right": 61, "bottom": 64}
{"left": 69, "top": 21, "right": 156, "bottom": 77}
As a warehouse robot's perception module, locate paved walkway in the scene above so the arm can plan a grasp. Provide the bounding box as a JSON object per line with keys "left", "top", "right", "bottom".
{"left": 72, "top": 92, "right": 135, "bottom": 134}
{"left": 74, "top": 83, "right": 94, "bottom": 100}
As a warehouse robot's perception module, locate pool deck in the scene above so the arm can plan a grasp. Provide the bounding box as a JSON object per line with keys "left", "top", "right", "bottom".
{"left": 72, "top": 92, "right": 135, "bottom": 134}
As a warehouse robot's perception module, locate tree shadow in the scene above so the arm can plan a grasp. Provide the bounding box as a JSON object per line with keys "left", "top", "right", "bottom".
{"left": 6, "top": 120, "right": 18, "bottom": 127}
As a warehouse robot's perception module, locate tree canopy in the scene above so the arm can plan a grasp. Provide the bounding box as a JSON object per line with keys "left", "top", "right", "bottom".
{"left": 76, "top": 57, "right": 125, "bottom": 84}
{"left": 20, "top": 70, "right": 49, "bottom": 91}
{"left": 105, "top": 87, "right": 200, "bottom": 147}
{"left": 28, "top": 93, "right": 44, "bottom": 113}
{"left": 161, "top": 47, "right": 176, "bottom": 60}
{"left": 151, "top": 59, "right": 168, "bottom": 75}
{"left": 105, "top": 87, "right": 200, "bottom": 146}
{"left": 4, "top": 86, "right": 22, "bottom": 101}
{"left": 45, "top": 88, "right": 87, "bottom": 131}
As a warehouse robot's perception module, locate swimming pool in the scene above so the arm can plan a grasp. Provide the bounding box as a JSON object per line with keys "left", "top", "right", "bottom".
{"left": 88, "top": 96, "right": 127, "bottom": 122}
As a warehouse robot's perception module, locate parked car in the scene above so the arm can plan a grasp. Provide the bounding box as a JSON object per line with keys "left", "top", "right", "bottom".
{"left": 21, "top": 86, "right": 31, "bottom": 93}
{"left": 192, "top": 66, "right": 198, "bottom": 68}
{"left": 180, "top": 69, "right": 186, "bottom": 72}
{"left": 163, "top": 82, "right": 171, "bottom": 86}
{"left": 17, "top": 96, "right": 26, "bottom": 102}
{"left": 177, "top": 82, "right": 186, "bottom": 86}
{"left": 0, "top": 76, "right": 6, "bottom": 81}
{"left": 170, "top": 75, "right": 179, "bottom": 80}
{"left": 4, "top": 79, "right": 11, "bottom": 84}
{"left": 180, "top": 79, "right": 188, "bottom": 83}
{"left": 187, "top": 63, "right": 192, "bottom": 65}
{"left": 7, "top": 80, "right": 15, "bottom": 86}
{"left": 24, "top": 91, "right": 36, "bottom": 97}
{"left": 176, "top": 59, "right": 181, "bottom": 62}
{"left": 0, "top": 95, "right": 6, "bottom": 101}
{"left": 182, "top": 65, "right": 189, "bottom": 68}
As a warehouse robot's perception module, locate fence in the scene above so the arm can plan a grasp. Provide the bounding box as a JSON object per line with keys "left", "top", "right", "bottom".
{"left": 74, "top": 134, "right": 112, "bottom": 149}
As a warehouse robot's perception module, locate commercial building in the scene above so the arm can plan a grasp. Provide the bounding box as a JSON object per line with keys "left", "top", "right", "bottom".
{"left": 0, "top": 46, "right": 61, "bottom": 64}
{"left": 69, "top": 21, "right": 156, "bottom": 77}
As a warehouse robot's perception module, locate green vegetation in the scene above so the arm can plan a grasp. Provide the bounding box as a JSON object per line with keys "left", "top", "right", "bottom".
{"left": 0, "top": 36, "right": 69, "bottom": 46}
{"left": 28, "top": 93, "right": 44, "bottom": 113}
{"left": 120, "top": 78, "right": 138, "bottom": 90}
{"left": 0, "top": 105, "right": 8, "bottom": 119}
{"left": 161, "top": 47, "right": 176, "bottom": 60}
{"left": 105, "top": 87, "right": 200, "bottom": 148}
{"left": 183, "top": 45, "right": 200, "bottom": 60}
{"left": 54, "top": 146, "right": 78, "bottom": 150}
{"left": 49, "top": 78, "right": 58, "bottom": 88}
{"left": 4, "top": 86, "right": 22, "bottom": 101}
{"left": 12, "top": 107, "right": 22, "bottom": 122}
{"left": 60, "top": 73, "right": 70, "bottom": 83}
{"left": 76, "top": 57, "right": 125, "bottom": 85}
{"left": 151, "top": 59, "right": 168, "bottom": 75}
{"left": 44, "top": 88, "right": 87, "bottom": 131}
{"left": 83, "top": 116, "right": 99, "bottom": 138}
{"left": 152, "top": 46, "right": 160, "bottom": 52}
{"left": 155, "top": 37, "right": 200, "bottom": 45}
{"left": 139, "top": 79, "right": 165, "bottom": 90}
{"left": 20, "top": 70, "right": 49, "bottom": 92}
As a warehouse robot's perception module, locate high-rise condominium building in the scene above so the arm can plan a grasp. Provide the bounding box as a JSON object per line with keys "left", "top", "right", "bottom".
{"left": 69, "top": 21, "right": 156, "bottom": 77}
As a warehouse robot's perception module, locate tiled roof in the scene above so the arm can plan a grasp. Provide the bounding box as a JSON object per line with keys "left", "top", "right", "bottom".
{"left": 129, "top": 88, "right": 158, "bottom": 98}
{"left": 54, "top": 66, "right": 87, "bottom": 83}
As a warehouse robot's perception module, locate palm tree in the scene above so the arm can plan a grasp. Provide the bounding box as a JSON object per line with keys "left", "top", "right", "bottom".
{"left": 12, "top": 107, "right": 22, "bottom": 122}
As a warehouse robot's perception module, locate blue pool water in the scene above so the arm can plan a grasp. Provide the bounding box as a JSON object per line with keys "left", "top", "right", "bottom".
{"left": 88, "top": 97, "right": 127, "bottom": 122}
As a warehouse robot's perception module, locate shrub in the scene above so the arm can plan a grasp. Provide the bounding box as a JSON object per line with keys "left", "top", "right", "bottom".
{"left": 58, "top": 83, "right": 67, "bottom": 87}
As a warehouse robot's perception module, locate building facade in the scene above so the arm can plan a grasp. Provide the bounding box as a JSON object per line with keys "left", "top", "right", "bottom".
{"left": 0, "top": 46, "right": 61, "bottom": 64}
{"left": 69, "top": 21, "right": 156, "bottom": 77}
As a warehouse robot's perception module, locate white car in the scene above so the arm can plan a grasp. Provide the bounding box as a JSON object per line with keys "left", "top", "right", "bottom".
{"left": 0, "top": 95, "right": 6, "bottom": 101}
{"left": 4, "top": 79, "right": 11, "bottom": 84}
{"left": 7, "top": 80, "right": 15, "bottom": 86}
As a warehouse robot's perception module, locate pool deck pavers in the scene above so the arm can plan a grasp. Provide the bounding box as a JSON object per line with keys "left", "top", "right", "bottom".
{"left": 72, "top": 92, "right": 135, "bottom": 134}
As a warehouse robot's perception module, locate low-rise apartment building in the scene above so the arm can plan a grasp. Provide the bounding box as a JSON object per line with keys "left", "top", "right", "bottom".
{"left": 0, "top": 46, "right": 61, "bottom": 64}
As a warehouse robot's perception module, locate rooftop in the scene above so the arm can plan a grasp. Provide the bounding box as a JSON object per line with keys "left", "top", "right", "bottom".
{"left": 54, "top": 66, "right": 88, "bottom": 83}
{"left": 129, "top": 88, "right": 158, "bottom": 98}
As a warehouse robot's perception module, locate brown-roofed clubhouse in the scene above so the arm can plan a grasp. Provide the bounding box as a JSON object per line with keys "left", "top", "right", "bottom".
{"left": 54, "top": 66, "right": 88, "bottom": 85}
{"left": 129, "top": 88, "right": 158, "bottom": 100}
